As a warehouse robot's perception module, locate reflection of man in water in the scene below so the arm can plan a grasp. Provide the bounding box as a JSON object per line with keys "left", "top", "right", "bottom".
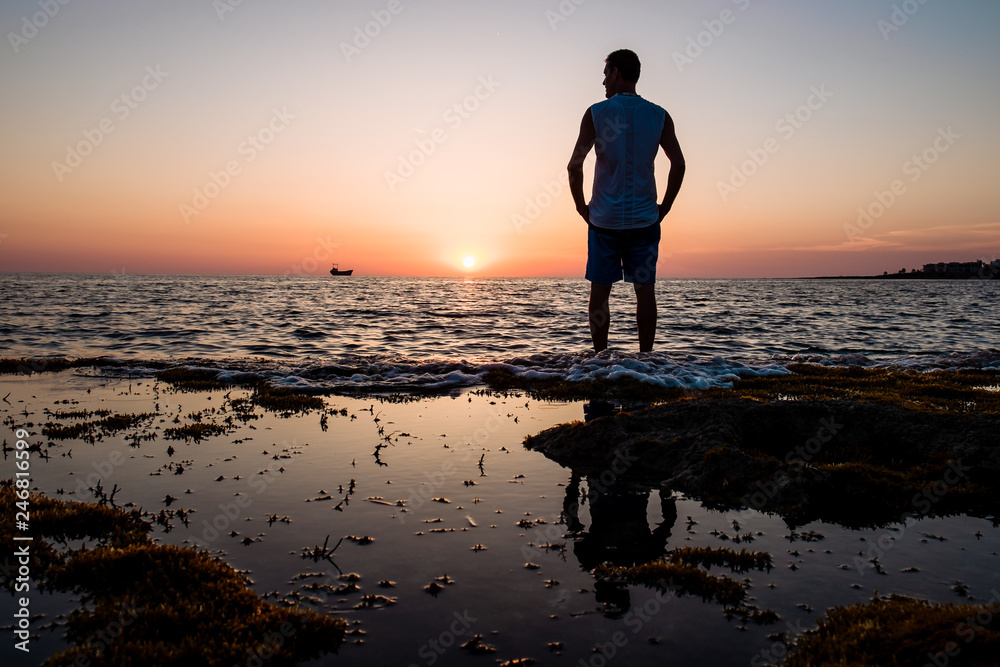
{"left": 562, "top": 472, "right": 678, "bottom": 617}
{"left": 568, "top": 48, "right": 685, "bottom": 353}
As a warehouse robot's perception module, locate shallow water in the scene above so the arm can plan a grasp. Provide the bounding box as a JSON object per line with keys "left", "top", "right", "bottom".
{"left": 2, "top": 371, "right": 998, "bottom": 666}
{"left": 1, "top": 275, "right": 998, "bottom": 393}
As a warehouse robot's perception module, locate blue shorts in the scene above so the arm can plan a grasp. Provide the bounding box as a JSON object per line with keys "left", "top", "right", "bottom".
{"left": 586, "top": 223, "right": 661, "bottom": 284}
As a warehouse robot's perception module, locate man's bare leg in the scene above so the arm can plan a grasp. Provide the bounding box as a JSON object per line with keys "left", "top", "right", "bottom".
{"left": 634, "top": 282, "right": 657, "bottom": 352}
{"left": 589, "top": 283, "right": 613, "bottom": 353}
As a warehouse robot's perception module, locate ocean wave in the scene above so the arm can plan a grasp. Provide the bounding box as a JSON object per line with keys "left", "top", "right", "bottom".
{"left": 3, "top": 276, "right": 998, "bottom": 384}
{"left": 782, "top": 349, "right": 1000, "bottom": 371}
{"left": 46, "top": 348, "right": 1000, "bottom": 395}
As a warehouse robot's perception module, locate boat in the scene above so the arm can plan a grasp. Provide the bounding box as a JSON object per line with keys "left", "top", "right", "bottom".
{"left": 330, "top": 263, "right": 353, "bottom": 276}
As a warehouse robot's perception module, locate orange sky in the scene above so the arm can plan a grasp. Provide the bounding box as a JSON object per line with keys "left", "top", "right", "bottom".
{"left": 1, "top": 1, "right": 998, "bottom": 278}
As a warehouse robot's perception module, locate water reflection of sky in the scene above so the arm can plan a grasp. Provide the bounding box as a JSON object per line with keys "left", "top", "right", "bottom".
{"left": 5, "top": 372, "right": 998, "bottom": 666}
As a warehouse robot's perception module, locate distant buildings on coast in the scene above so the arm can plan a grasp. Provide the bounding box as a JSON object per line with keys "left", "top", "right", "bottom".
{"left": 878, "top": 258, "right": 999, "bottom": 279}
{"left": 921, "top": 260, "right": 999, "bottom": 276}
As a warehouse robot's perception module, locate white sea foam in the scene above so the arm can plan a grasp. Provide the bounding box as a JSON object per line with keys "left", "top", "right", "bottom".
{"left": 78, "top": 345, "right": 1000, "bottom": 395}
{"left": 76, "top": 347, "right": 1000, "bottom": 394}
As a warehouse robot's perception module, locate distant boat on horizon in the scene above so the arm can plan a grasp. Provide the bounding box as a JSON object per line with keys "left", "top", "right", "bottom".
{"left": 330, "top": 263, "right": 353, "bottom": 276}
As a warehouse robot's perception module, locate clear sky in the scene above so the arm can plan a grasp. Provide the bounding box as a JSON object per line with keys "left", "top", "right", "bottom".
{"left": 1, "top": 0, "right": 998, "bottom": 278}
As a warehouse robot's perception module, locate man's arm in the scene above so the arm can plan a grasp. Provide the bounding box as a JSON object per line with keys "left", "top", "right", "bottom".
{"left": 568, "top": 109, "right": 596, "bottom": 224}
{"left": 657, "top": 111, "right": 685, "bottom": 222}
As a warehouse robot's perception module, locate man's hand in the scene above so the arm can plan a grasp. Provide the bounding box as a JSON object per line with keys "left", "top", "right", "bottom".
{"left": 578, "top": 203, "right": 590, "bottom": 224}
{"left": 657, "top": 202, "right": 671, "bottom": 222}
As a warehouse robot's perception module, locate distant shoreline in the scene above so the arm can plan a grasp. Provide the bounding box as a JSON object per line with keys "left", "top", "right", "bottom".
{"left": 803, "top": 272, "right": 998, "bottom": 280}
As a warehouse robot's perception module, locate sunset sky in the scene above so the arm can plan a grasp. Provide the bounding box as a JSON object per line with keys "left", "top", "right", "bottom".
{"left": 2, "top": 0, "right": 998, "bottom": 278}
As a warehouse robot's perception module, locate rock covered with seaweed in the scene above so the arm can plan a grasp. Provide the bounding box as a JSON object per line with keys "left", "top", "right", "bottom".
{"left": 520, "top": 366, "right": 1000, "bottom": 528}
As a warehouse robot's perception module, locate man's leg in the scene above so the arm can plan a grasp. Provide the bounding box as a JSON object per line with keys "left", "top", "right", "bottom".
{"left": 634, "top": 283, "right": 656, "bottom": 352}
{"left": 589, "top": 283, "right": 613, "bottom": 353}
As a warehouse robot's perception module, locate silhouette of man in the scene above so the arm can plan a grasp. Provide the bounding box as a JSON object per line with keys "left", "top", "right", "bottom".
{"left": 568, "top": 49, "right": 685, "bottom": 353}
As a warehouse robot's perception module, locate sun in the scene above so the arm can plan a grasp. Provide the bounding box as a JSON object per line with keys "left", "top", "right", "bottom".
{"left": 462, "top": 255, "right": 476, "bottom": 269}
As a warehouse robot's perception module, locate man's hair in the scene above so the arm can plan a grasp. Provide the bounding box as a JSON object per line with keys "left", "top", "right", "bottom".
{"left": 606, "top": 49, "right": 640, "bottom": 82}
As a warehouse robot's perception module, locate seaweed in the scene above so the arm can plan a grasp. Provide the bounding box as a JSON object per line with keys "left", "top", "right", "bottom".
{"left": 41, "top": 412, "right": 157, "bottom": 443}
{"left": 594, "top": 546, "right": 777, "bottom": 622}
{"left": 154, "top": 367, "right": 233, "bottom": 392}
{"left": 44, "top": 408, "right": 112, "bottom": 420}
{"left": 0, "top": 357, "right": 119, "bottom": 375}
{"left": 250, "top": 383, "right": 324, "bottom": 414}
{"left": 524, "top": 383, "right": 1000, "bottom": 527}
{"left": 487, "top": 365, "right": 1000, "bottom": 413}
{"left": 667, "top": 546, "right": 773, "bottom": 574}
{"left": 0, "top": 481, "right": 346, "bottom": 666}
{"left": 595, "top": 559, "right": 748, "bottom": 607}
{"left": 731, "top": 364, "right": 1000, "bottom": 415}
{"left": 155, "top": 367, "right": 324, "bottom": 414}
{"left": 783, "top": 594, "right": 1000, "bottom": 666}
{"left": 162, "top": 422, "right": 228, "bottom": 443}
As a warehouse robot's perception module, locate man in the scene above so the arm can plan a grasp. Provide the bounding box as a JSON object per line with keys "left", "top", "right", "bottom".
{"left": 568, "top": 49, "right": 685, "bottom": 353}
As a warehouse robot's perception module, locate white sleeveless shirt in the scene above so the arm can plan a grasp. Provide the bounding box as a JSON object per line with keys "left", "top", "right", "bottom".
{"left": 588, "top": 93, "right": 666, "bottom": 230}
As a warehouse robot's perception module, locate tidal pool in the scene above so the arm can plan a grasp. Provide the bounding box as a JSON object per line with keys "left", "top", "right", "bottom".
{"left": 2, "top": 370, "right": 998, "bottom": 666}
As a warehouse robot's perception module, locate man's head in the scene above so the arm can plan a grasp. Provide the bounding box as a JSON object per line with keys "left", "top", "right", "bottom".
{"left": 603, "top": 49, "right": 640, "bottom": 98}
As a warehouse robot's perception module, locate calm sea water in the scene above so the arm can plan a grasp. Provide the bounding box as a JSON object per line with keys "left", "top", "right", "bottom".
{"left": 0, "top": 274, "right": 997, "bottom": 390}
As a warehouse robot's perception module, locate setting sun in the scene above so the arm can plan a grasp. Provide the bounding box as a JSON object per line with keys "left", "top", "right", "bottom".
{"left": 462, "top": 255, "right": 477, "bottom": 269}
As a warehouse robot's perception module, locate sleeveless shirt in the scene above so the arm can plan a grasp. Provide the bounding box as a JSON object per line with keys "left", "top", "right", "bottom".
{"left": 588, "top": 94, "right": 666, "bottom": 230}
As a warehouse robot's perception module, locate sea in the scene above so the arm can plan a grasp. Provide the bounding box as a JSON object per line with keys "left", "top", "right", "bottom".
{"left": 1, "top": 273, "right": 998, "bottom": 387}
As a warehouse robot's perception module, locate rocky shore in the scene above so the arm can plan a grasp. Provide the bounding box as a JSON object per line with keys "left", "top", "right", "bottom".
{"left": 524, "top": 395, "right": 1000, "bottom": 528}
